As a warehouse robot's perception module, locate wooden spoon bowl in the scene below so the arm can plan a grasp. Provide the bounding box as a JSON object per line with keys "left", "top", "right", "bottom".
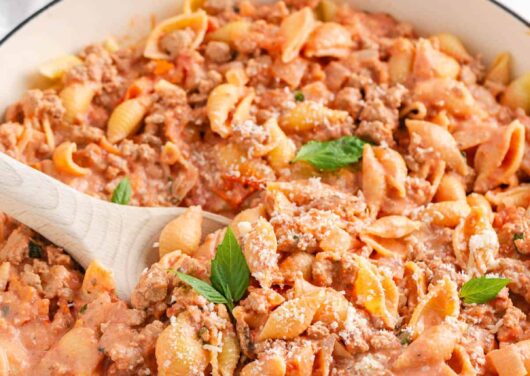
{"left": 0, "top": 152, "right": 229, "bottom": 298}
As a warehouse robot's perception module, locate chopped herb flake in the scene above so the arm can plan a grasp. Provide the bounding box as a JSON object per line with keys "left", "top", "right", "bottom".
{"left": 513, "top": 232, "right": 525, "bottom": 253}
{"left": 397, "top": 330, "right": 411, "bottom": 345}
{"left": 294, "top": 91, "right": 305, "bottom": 102}
{"left": 198, "top": 326, "right": 209, "bottom": 341}
{"left": 1, "top": 306, "right": 9, "bottom": 317}
{"left": 28, "top": 241, "right": 43, "bottom": 259}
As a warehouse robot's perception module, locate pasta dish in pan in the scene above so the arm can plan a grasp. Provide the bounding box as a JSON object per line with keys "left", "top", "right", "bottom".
{"left": 0, "top": 0, "right": 529, "bottom": 374}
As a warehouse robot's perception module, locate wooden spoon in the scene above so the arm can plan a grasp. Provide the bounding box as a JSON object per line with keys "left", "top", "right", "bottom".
{"left": 0, "top": 153, "right": 230, "bottom": 298}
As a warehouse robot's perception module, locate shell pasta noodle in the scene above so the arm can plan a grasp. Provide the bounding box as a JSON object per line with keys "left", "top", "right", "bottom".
{"left": 52, "top": 141, "right": 90, "bottom": 176}
{"left": 144, "top": 11, "right": 208, "bottom": 60}
{"left": 0, "top": 0, "right": 530, "bottom": 375}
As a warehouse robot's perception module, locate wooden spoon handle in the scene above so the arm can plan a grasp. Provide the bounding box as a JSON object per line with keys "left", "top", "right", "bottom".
{"left": 0, "top": 152, "right": 99, "bottom": 264}
{"left": 0, "top": 153, "right": 179, "bottom": 295}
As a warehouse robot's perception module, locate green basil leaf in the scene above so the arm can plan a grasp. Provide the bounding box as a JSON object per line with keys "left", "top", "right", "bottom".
{"left": 176, "top": 272, "right": 229, "bottom": 305}
{"left": 459, "top": 277, "right": 510, "bottom": 304}
{"left": 293, "top": 136, "right": 368, "bottom": 171}
{"left": 211, "top": 227, "right": 250, "bottom": 304}
{"left": 111, "top": 177, "right": 132, "bottom": 205}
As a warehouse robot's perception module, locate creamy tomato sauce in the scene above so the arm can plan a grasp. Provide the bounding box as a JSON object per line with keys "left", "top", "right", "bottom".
{"left": 0, "top": 0, "right": 529, "bottom": 374}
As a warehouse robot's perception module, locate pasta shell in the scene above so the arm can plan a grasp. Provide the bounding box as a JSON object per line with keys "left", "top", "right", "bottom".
{"left": 183, "top": 0, "right": 205, "bottom": 14}
{"left": 81, "top": 260, "right": 115, "bottom": 297}
{"left": 207, "top": 83, "right": 243, "bottom": 138}
{"left": 485, "top": 52, "right": 511, "bottom": 85}
{"left": 485, "top": 184, "right": 530, "bottom": 208}
{"left": 419, "top": 160, "right": 447, "bottom": 204}
{"left": 354, "top": 256, "right": 398, "bottom": 328}
{"left": 487, "top": 340, "right": 530, "bottom": 376}
{"left": 389, "top": 38, "right": 415, "bottom": 84}
{"left": 453, "top": 123, "right": 498, "bottom": 152}
{"left": 266, "top": 119, "right": 296, "bottom": 170}
{"left": 194, "top": 228, "right": 225, "bottom": 262}
{"left": 434, "top": 172, "right": 467, "bottom": 202}
{"left": 208, "top": 20, "right": 251, "bottom": 45}
{"left": 60, "top": 83, "right": 96, "bottom": 122}
{"left": 421, "top": 201, "right": 471, "bottom": 228}
{"left": 99, "top": 136, "right": 121, "bottom": 156}
{"left": 293, "top": 277, "right": 321, "bottom": 297}
{"left": 280, "top": 252, "right": 315, "bottom": 282}
{"left": 403, "top": 261, "right": 427, "bottom": 309}
{"left": 156, "top": 312, "right": 208, "bottom": 376}
{"left": 446, "top": 344, "right": 476, "bottom": 376}
{"left": 362, "top": 144, "right": 386, "bottom": 217}
{"left": 231, "top": 90, "right": 255, "bottom": 125}
{"left": 37, "top": 327, "right": 103, "bottom": 374}
{"left": 0, "top": 262, "right": 10, "bottom": 291}
{"left": 107, "top": 97, "right": 149, "bottom": 144}
{"left": 103, "top": 36, "right": 120, "bottom": 53}
{"left": 257, "top": 293, "right": 323, "bottom": 341}
{"left": 218, "top": 329, "right": 240, "bottom": 376}
{"left": 286, "top": 343, "right": 316, "bottom": 376}
{"left": 240, "top": 356, "right": 286, "bottom": 376}
{"left": 408, "top": 278, "right": 459, "bottom": 337}
{"left": 474, "top": 120, "right": 525, "bottom": 192}
{"left": 393, "top": 323, "right": 458, "bottom": 370}
{"left": 225, "top": 66, "right": 249, "bottom": 87}
{"left": 314, "top": 288, "right": 350, "bottom": 327}
{"left": 413, "top": 39, "right": 460, "bottom": 80}
{"left": 216, "top": 142, "right": 246, "bottom": 172}
{"left": 407, "top": 119, "right": 468, "bottom": 175}
{"left": 364, "top": 216, "right": 421, "bottom": 238}
{"left": 319, "top": 227, "right": 353, "bottom": 253}
{"left": 52, "top": 141, "right": 90, "bottom": 176}
{"left": 0, "top": 348, "right": 8, "bottom": 376}
{"left": 144, "top": 11, "right": 208, "bottom": 60}
{"left": 161, "top": 141, "right": 182, "bottom": 165}
{"left": 399, "top": 101, "right": 427, "bottom": 120}
{"left": 373, "top": 147, "right": 408, "bottom": 198}
{"left": 243, "top": 218, "right": 279, "bottom": 288}
{"left": 313, "top": 336, "right": 335, "bottom": 376}
{"left": 41, "top": 117, "right": 55, "bottom": 151}
{"left": 280, "top": 7, "right": 316, "bottom": 63}
{"left": 452, "top": 206, "right": 498, "bottom": 274}
{"left": 304, "top": 22, "right": 353, "bottom": 59}
{"left": 413, "top": 78, "right": 478, "bottom": 117}
{"left": 159, "top": 206, "right": 203, "bottom": 257}
{"left": 272, "top": 57, "right": 308, "bottom": 89}
{"left": 39, "top": 54, "right": 83, "bottom": 80}
{"left": 231, "top": 205, "right": 266, "bottom": 239}
{"left": 467, "top": 193, "right": 493, "bottom": 223}
{"left": 502, "top": 72, "right": 530, "bottom": 114}
{"left": 430, "top": 33, "right": 472, "bottom": 63}
{"left": 359, "top": 234, "right": 408, "bottom": 258}
{"left": 279, "top": 101, "right": 348, "bottom": 132}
